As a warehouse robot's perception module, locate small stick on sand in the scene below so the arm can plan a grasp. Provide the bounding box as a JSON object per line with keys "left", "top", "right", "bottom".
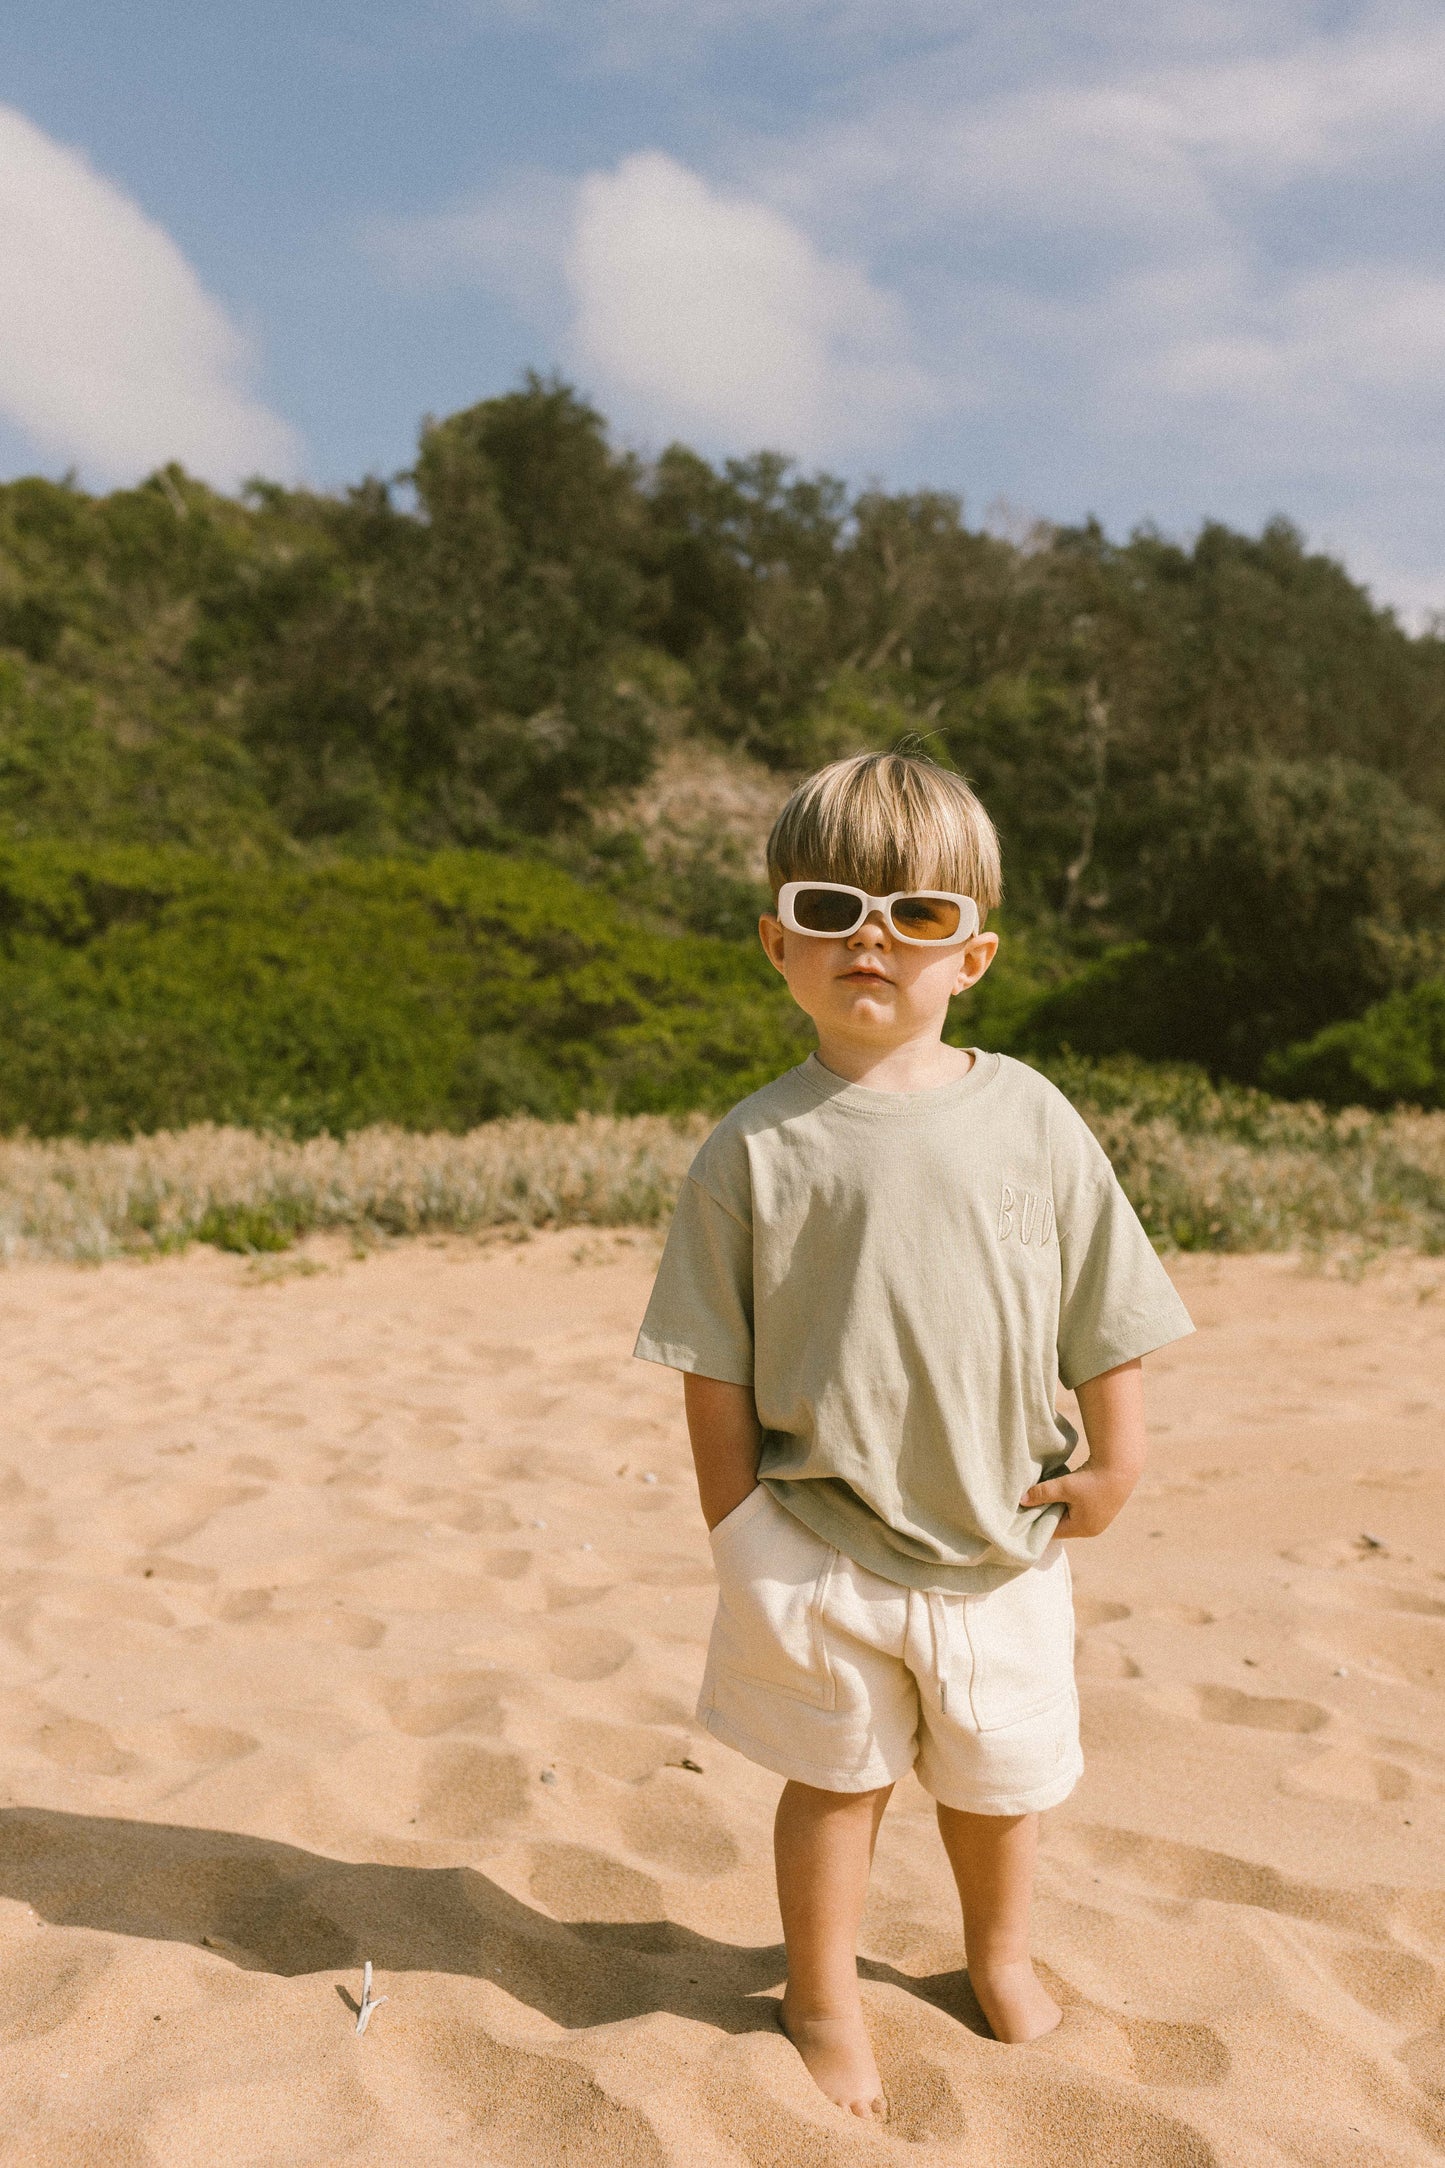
{"left": 356, "top": 1961, "right": 388, "bottom": 2036}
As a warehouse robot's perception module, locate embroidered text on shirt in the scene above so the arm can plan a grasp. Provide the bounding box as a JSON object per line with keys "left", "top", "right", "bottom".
{"left": 998, "top": 1185, "right": 1056, "bottom": 1245}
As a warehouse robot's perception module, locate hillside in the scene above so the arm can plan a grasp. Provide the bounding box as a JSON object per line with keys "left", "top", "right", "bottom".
{"left": 4, "top": 372, "right": 1445, "bottom": 1124}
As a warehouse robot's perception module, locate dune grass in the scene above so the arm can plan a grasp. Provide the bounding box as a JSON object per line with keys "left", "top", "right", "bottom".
{"left": 0, "top": 1115, "right": 710, "bottom": 1265}
{"left": 3, "top": 1060, "right": 1445, "bottom": 1265}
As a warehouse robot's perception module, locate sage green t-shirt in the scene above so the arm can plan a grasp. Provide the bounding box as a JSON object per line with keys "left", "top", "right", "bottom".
{"left": 634, "top": 1051, "right": 1193, "bottom": 1593}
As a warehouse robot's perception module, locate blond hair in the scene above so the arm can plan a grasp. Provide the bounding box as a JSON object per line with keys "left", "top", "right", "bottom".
{"left": 767, "top": 752, "right": 1002, "bottom": 916}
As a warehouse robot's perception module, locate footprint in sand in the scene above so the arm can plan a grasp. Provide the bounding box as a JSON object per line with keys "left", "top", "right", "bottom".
{"left": 408, "top": 2023, "right": 668, "bottom": 2167}
{"left": 1398, "top": 2029, "right": 1445, "bottom": 2100}
{"left": 1055, "top": 1821, "right": 1391, "bottom": 1935}
{"left": 483, "top": 1549, "right": 533, "bottom": 1581}
{"left": 870, "top": 2049, "right": 968, "bottom": 2144}
{"left": 30, "top": 1712, "right": 136, "bottom": 1777}
{"left": 418, "top": 1744, "right": 530, "bottom": 1839}
{"left": 1283, "top": 1745, "right": 1412, "bottom": 1804}
{"left": 1373, "top": 1735, "right": 1445, "bottom": 1787}
{"left": 557, "top": 1718, "right": 676, "bottom": 1783}
{"left": 467, "top": 1341, "right": 532, "bottom": 1375}
{"left": 1120, "top": 2016, "right": 1231, "bottom": 2086}
{"left": 212, "top": 1588, "right": 273, "bottom": 1623}
{"left": 154, "top": 1720, "right": 260, "bottom": 1764}
{"left": 528, "top": 1841, "right": 665, "bottom": 1922}
{"left": 1194, "top": 1684, "right": 1327, "bottom": 1732}
{"left": 1074, "top": 1597, "right": 1131, "bottom": 1629}
{"left": 375, "top": 1672, "right": 505, "bottom": 1738}
{"left": 0, "top": 1939, "right": 113, "bottom": 2045}
{"left": 1346, "top": 1585, "right": 1445, "bottom": 1618}
{"left": 1323, "top": 1941, "right": 1440, "bottom": 2025}
{"left": 1076, "top": 1640, "right": 1142, "bottom": 1680}
{"left": 546, "top": 1627, "right": 634, "bottom": 1682}
{"left": 212, "top": 1590, "right": 386, "bottom": 1649}
{"left": 287, "top": 1608, "right": 386, "bottom": 1649}
{"left": 619, "top": 1774, "right": 740, "bottom": 1876}
{"left": 544, "top": 1583, "right": 613, "bottom": 1613}
{"left": 121, "top": 1482, "right": 266, "bottom": 1551}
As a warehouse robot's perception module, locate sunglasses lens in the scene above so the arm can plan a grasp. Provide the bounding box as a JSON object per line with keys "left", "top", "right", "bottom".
{"left": 792, "top": 886, "right": 863, "bottom": 934}
{"left": 890, "top": 895, "right": 963, "bottom": 941}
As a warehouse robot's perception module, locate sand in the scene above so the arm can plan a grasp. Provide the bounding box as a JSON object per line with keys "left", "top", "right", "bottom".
{"left": 0, "top": 1234, "right": 1442, "bottom": 2165}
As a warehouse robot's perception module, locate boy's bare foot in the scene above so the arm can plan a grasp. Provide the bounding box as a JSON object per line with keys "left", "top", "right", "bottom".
{"left": 967, "top": 1958, "right": 1061, "bottom": 2043}
{"left": 779, "top": 1990, "right": 886, "bottom": 2119}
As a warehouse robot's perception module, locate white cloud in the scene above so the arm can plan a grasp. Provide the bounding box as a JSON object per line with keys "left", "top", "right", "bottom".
{"left": 766, "top": 15, "right": 1445, "bottom": 245}
{"left": 0, "top": 105, "right": 302, "bottom": 487}
{"left": 1152, "top": 268, "right": 1445, "bottom": 410}
{"left": 565, "top": 151, "right": 937, "bottom": 455}
{"left": 367, "top": 169, "right": 576, "bottom": 325}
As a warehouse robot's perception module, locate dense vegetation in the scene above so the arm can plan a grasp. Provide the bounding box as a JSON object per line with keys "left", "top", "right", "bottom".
{"left": 4, "top": 370, "right": 1445, "bottom": 1133}
{"left": 0, "top": 843, "right": 811, "bottom": 1136}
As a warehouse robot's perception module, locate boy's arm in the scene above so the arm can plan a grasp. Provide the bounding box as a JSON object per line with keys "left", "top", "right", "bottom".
{"left": 683, "top": 1373, "right": 762, "bottom": 1531}
{"left": 1019, "top": 1357, "right": 1146, "bottom": 1537}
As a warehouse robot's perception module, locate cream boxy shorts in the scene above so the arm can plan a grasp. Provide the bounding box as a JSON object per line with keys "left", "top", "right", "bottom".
{"left": 697, "top": 1486, "right": 1082, "bottom": 1815}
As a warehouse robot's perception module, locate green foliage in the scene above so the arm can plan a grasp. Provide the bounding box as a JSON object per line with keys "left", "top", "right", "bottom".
{"left": 1016, "top": 758, "right": 1445, "bottom": 1075}
{"left": 0, "top": 842, "right": 810, "bottom": 1138}
{"left": 1267, "top": 982, "right": 1445, "bottom": 1109}
{"left": 194, "top": 1198, "right": 309, "bottom": 1253}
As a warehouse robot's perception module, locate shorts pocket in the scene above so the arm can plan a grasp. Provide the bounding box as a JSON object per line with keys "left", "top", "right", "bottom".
{"left": 708, "top": 1486, "right": 837, "bottom": 1709}
{"left": 960, "top": 1548, "right": 1075, "bottom": 1731}
{"left": 708, "top": 1483, "right": 769, "bottom": 1545}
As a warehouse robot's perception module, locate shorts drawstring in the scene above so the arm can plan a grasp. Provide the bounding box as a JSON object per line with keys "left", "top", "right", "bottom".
{"left": 928, "top": 1590, "right": 948, "bottom": 1712}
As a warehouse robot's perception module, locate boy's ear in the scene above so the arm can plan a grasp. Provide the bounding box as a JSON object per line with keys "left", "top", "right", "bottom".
{"left": 952, "top": 929, "right": 999, "bottom": 995}
{"left": 758, "top": 913, "right": 787, "bottom": 975}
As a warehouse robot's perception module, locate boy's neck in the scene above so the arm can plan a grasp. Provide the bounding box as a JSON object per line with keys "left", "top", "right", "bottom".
{"left": 812, "top": 1030, "right": 976, "bottom": 1095}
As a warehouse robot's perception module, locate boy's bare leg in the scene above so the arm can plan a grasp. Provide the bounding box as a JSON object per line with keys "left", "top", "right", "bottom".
{"left": 774, "top": 1779, "right": 892, "bottom": 2117}
{"left": 934, "top": 1806, "right": 1061, "bottom": 2043}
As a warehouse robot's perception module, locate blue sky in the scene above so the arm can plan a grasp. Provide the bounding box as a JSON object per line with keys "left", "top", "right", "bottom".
{"left": 3, "top": 2, "right": 1445, "bottom": 618}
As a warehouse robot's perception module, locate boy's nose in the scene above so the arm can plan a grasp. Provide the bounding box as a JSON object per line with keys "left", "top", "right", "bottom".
{"left": 849, "top": 912, "right": 890, "bottom": 946}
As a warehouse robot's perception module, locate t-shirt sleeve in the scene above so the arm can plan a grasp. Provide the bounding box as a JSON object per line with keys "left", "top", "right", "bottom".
{"left": 633, "top": 1173, "right": 755, "bottom": 1385}
{"left": 1051, "top": 1102, "right": 1195, "bottom": 1390}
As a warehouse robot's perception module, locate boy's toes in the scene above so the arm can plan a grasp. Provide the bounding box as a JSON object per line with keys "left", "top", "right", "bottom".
{"left": 779, "top": 1998, "right": 887, "bottom": 2120}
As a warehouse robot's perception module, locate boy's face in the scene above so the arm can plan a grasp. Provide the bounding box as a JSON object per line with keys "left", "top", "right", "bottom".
{"left": 758, "top": 896, "right": 997, "bottom": 1052}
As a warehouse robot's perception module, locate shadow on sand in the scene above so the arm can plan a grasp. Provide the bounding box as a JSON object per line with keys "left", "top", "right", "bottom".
{"left": 0, "top": 1807, "right": 986, "bottom": 2037}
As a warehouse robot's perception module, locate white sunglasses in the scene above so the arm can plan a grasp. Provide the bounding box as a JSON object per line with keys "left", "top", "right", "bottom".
{"left": 777, "top": 880, "right": 980, "bottom": 946}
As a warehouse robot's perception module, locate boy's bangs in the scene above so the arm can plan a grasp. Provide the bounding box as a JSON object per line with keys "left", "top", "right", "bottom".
{"left": 767, "top": 752, "right": 1001, "bottom": 911}
{"left": 784, "top": 821, "right": 956, "bottom": 899}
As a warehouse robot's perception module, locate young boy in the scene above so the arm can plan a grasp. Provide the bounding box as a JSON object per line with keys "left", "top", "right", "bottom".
{"left": 634, "top": 751, "right": 1193, "bottom": 2120}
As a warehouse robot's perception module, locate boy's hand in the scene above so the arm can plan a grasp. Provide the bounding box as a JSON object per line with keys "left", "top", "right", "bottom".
{"left": 1019, "top": 1463, "right": 1136, "bottom": 1537}
{"left": 1022, "top": 1358, "right": 1148, "bottom": 1538}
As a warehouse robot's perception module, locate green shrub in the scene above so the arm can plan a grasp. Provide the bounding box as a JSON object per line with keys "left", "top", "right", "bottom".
{"left": 1267, "top": 982, "right": 1445, "bottom": 1108}
{"left": 0, "top": 841, "right": 811, "bottom": 1138}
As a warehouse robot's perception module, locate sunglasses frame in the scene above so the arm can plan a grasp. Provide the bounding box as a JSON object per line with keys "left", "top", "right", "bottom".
{"left": 776, "top": 880, "right": 981, "bottom": 947}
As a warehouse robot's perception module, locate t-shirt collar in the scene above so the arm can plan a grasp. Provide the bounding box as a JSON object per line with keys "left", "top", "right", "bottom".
{"left": 795, "top": 1049, "right": 1002, "bottom": 1118}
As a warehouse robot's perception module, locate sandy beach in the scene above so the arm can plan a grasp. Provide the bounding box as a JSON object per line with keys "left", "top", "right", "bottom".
{"left": 0, "top": 1232, "right": 1442, "bottom": 2164}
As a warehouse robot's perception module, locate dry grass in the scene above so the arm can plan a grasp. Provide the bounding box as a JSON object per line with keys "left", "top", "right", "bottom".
{"left": 4, "top": 1087, "right": 1445, "bottom": 1264}
{"left": 1091, "top": 1103, "right": 1445, "bottom": 1255}
{"left": 0, "top": 1116, "right": 711, "bottom": 1265}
